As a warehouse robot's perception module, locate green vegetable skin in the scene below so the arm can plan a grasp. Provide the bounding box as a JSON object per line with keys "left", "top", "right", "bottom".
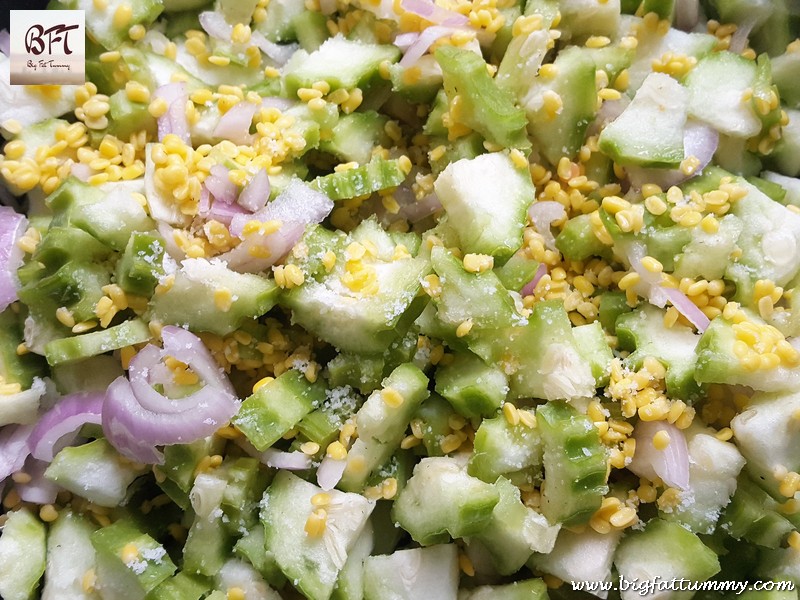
{"left": 4, "top": 0, "right": 800, "bottom": 598}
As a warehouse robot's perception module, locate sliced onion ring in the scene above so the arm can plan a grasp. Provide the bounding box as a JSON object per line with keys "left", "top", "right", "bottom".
{"left": 160, "top": 325, "right": 236, "bottom": 396}
{"left": 626, "top": 121, "right": 719, "bottom": 191}
{"left": 400, "top": 0, "right": 469, "bottom": 26}
{"left": 102, "top": 327, "right": 240, "bottom": 464}
{"left": 662, "top": 286, "right": 711, "bottom": 332}
{"left": 0, "top": 424, "right": 34, "bottom": 483}
{"left": 628, "top": 420, "right": 690, "bottom": 491}
{"left": 399, "top": 25, "right": 462, "bottom": 68}
{"left": 0, "top": 207, "right": 27, "bottom": 312}
{"left": 0, "top": 30, "right": 9, "bottom": 57}
{"left": 29, "top": 391, "right": 104, "bottom": 461}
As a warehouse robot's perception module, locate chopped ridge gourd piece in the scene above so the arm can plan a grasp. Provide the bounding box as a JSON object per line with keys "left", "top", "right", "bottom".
{"left": 91, "top": 520, "right": 177, "bottom": 598}
{"left": 537, "top": 400, "right": 608, "bottom": 526}
{"left": 0, "top": 508, "right": 46, "bottom": 600}
{"left": 435, "top": 45, "right": 530, "bottom": 151}
{"left": 599, "top": 72, "right": 688, "bottom": 168}
{"left": 233, "top": 369, "right": 326, "bottom": 452}
{"left": 44, "top": 318, "right": 151, "bottom": 366}
{"left": 614, "top": 518, "right": 720, "bottom": 600}
{"left": 434, "top": 152, "right": 534, "bottom": 262}
{"left": 261, "top": 470, "right": 374, "bottom": 600}
{"left": 391, "top": 456, "right": 500, "bottom": 545}
{"left": 310, "top": 157, "right": 408, "bottom": 201}
{"left": 149, "top": 258, "right": 279, "bottom": 336}
{"left": 283, "top": 218, "right": 430, "bottom": 354}
{"left": 284, "top": 35, "right": 400, "bottom": 95}
{"left": 340, "top": 363, "right": 430, "bottom": 492}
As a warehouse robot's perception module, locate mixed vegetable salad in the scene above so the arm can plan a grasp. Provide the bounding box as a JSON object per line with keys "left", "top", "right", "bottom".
{"left": 2, "top": 0, "right": 800, "bottom": 598}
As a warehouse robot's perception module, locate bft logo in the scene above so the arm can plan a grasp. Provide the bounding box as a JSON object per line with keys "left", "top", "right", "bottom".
{"left": 9, "top": 10, "right": 85, "bottom": 85}
{"left": 24, "top": 23, "right": 81, "bottom": 56}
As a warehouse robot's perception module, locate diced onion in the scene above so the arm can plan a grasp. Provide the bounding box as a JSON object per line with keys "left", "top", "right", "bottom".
{"left": 155, "top": 82, "right": 190, "bottom": 144}
{"left": 157, "top": 221, "right": 187, "bottom": 261}
{"left": 261, "top": 97, "right": 295, "bottom": 111}
{"left": 224, "top": 221, "right": 306, "bottom": 273}
{"left": 528, "top": 201, "right": 566, "bottom": 251}
{"left": 199, "top": 11, "right": 231, "bottom": 40}
{"left": 208, "top": 199, "right": 249, "bottom": 225}
{"left": 521, "top": 262, "right": 547, "bottom": 296}
{"left": 237, "top": 169, "right": 271, "bottom": 212}
{"left": 213, "top": 101, "right": 258, "bottom": 146}
{"left": 190, "top": 472, "right": 228, "bottom": 519}
{"left": 589, "top": 96, "right": 630, "bottom": 136}
{"left": 728, "top": 17, "right": 757, "bottom": 54}
{"left": 625, "top": 240, "right": 663, "bottom": 289}
{"left": 198, "top": 186, "right": 211, "bottom": 216}
{"left": 261, "top": 448, "right": 313, "bottom": 470}
{"left": 319, "top": 0, "right": 337, "bottom": 15}
{"left": 222, "top": 180, "right": 334, "bottom": 273}
{"left": 205, "top": 164, "right": 237, "bottom": 204}
{"left": 674, "top": 0, "right": 700, "bottom": 31}
{"left": 16, "top": 459, "right": 59, "bottom": 505}
{"left": 625, "top": 241, "right": 710, "bottom": 331}
{"left": 200, "top": 12, "right": 298, "bottom": 66}
{"left": 359, "top": 0, "right": 397, "bottom": 20}
{"left": 624, "top": 240, "right": 669, "bottom": 308}
{"left": 390, "top": 184, "right": 441, "bottom": 223}
{"left": 317, "top": 454, "right": 347, "bottom": 490}
{"left": 70, "top": 162, "right": 93, "bottom": 182}
{"left": 250, "top": 31, "right": 299, "bottom": 67}
{"left": 234, "top": 437, "right": 314, "bottom": 471}
{"left": 394, "top": 32, "right": 419, "bottom": 51}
